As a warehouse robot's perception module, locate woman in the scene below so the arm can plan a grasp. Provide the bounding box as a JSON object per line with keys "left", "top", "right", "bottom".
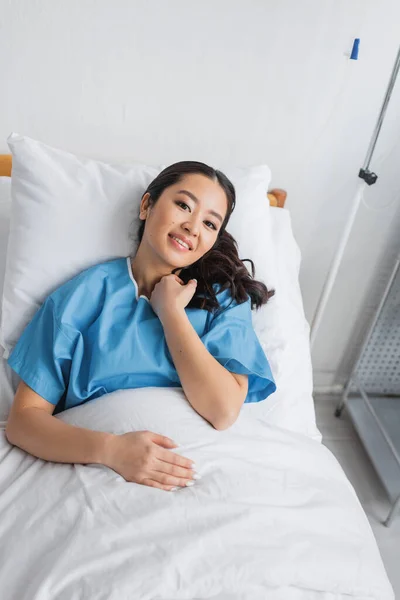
{"left": 5, "top": 161, "right": 276, "bottom": 492}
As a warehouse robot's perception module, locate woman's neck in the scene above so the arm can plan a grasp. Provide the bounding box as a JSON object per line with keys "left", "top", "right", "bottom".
{"left": 130, "top": 248, "right": 181, "bottom": 299}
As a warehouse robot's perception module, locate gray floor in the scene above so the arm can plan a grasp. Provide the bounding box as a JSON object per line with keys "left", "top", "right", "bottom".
{"left": 314, "top": 394, "right": 399, "bottom": 597}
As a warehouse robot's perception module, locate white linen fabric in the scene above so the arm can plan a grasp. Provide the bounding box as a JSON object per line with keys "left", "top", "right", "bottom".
{"left": 0, "top": 387, "right": 393, "bottom": 599}
{"left": 245, "top": 207, "right": 321, "bottom": 442}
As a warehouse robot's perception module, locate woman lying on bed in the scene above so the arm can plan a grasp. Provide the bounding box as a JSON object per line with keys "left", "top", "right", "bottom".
{"left": 5, "top": 161, "right": 276, "bottom": 492}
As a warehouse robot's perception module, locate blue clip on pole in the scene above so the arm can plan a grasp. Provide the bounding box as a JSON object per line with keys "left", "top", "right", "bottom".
{"left": 350, "top": 38, "right": 360, "bottom": 60}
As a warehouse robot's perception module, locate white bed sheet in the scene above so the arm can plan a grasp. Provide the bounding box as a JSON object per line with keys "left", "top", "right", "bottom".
{"left": 0, "top": 387, "right": 394, "bottom": 599}
{"left": 0, "top": 187, "right": 393, "bottom": 598}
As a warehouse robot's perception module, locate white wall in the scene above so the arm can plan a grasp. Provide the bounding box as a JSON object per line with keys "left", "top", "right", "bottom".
{"left": 1, "top": 0, "right": 400, "bottom": 391}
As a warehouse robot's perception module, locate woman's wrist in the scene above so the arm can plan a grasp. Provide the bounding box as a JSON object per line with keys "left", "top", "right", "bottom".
{"left": 159, "top": 307, "right": 186, "bottom": 327}
{"left": 97, "top": 431, "right": 118, "bottom": 467}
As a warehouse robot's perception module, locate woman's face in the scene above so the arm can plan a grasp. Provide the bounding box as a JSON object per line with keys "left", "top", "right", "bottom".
{"left": 139, "top": 173, "right": 228, "bottom": 270}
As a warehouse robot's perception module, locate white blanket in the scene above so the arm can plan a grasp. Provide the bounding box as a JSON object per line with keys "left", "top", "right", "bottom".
{"left": 0, "top": 387, "right": 394, "bottom": 600}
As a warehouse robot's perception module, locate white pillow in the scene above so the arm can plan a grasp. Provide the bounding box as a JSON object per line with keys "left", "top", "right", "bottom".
{"left": 1, "top": 133, "right": 276, "bottom": 360}
{"left": 244, "top": 208, "right": 321, "bottom": 443}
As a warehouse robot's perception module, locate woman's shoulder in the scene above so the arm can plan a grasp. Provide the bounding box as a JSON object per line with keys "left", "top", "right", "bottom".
{"left": 210, "top": 282, "right": 250, "bottom": 314}
{"left": 48, "top": 257, "right": 126, "bottom": 328}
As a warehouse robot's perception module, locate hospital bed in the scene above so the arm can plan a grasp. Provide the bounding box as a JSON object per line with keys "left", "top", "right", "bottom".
{"left": 0, "top": 149, "right": 394, "bottom": 600}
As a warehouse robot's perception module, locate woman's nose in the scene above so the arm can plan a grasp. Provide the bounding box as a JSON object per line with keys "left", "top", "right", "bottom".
{"left": 183, "top": 219, "right": 200, "bottom": 236}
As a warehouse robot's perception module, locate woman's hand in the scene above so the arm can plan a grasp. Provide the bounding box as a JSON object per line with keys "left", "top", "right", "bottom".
{"left": 150, "top": 274, "right": 197, "bottom": 322}
{"left": 104, "top": 430, "right": 197, "bottom": 491}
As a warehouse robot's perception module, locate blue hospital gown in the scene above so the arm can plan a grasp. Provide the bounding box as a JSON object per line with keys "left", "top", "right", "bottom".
{"left": 7, "top": 257, "right": 276, "bottom": 414}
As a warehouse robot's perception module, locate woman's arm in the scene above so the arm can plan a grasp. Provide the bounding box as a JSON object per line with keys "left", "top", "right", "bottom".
{"left": 6, "top": 381, "right": 198, "bottom": 490}
{"left": 160, "top": 309, "right": 248, "bottom": 430}
{"left": 5, "top": 381, "right": 114, "bottom": 465}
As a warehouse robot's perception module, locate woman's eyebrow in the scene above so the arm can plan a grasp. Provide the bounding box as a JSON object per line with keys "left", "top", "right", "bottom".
{"left": 176, "top": 189, "right": 223, "bottom": 223}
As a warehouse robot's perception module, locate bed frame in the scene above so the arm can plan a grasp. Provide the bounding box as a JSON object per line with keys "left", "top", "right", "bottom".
{"left": 0, "top": 154, "right": 286, "bottom": 208}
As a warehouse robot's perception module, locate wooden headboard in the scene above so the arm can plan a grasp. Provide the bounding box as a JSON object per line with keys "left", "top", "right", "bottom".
{"left": 0, "top": 154, "right": 286, "bottom": 208}
{"left": 0, "top": 155, "right": 12, "bottom": 178}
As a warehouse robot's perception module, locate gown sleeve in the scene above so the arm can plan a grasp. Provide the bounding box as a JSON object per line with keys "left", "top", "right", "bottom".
{"left": 201, "top": 288, "right": 276, "bottom": 403}
{"left": 7, "top": 296, "right": 76, "bottom": 405}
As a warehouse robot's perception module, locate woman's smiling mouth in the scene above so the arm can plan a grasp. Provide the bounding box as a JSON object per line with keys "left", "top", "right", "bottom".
{"left": 168, "top": 234, "right": 192, "bottom": 251}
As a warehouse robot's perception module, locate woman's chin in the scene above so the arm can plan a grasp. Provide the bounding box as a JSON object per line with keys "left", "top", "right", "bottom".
{"left": 164, "top": 240, "right": 191, "bottom": 266}
{"left": 159, "top": 251, "right": 185, "bottom": 272}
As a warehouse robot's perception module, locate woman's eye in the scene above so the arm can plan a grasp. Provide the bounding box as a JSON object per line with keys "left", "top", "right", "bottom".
{"left": 176, "top": 201, "right": 217, "bottom": 230}
{"left": 176, "top": 201, "right": 190, "bottom": 211}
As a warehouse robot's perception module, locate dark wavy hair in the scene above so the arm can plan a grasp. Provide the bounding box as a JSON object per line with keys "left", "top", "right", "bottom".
{"left": 136, "top": 161, "right": 275, "bottom": 313}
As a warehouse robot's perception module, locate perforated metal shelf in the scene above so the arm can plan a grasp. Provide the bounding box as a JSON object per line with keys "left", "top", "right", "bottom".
{"left": 351, "top": 260, "right": 400, "bottom": 396}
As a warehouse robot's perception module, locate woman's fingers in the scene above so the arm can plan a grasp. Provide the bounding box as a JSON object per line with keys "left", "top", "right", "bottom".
{"left": 153, "top": 460, "right": 199, "bottom": 482}
{"left": 158, "top": 447, "right": 195, "bottom": 470}
{"left": 146, "top": 435, "right": 198, "bottom": 490}
{"left": 149, "top": 468, "right": 196, "bottom": 489}
{"left": 153, "top": 450, "right": 198, "bottom": 488}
